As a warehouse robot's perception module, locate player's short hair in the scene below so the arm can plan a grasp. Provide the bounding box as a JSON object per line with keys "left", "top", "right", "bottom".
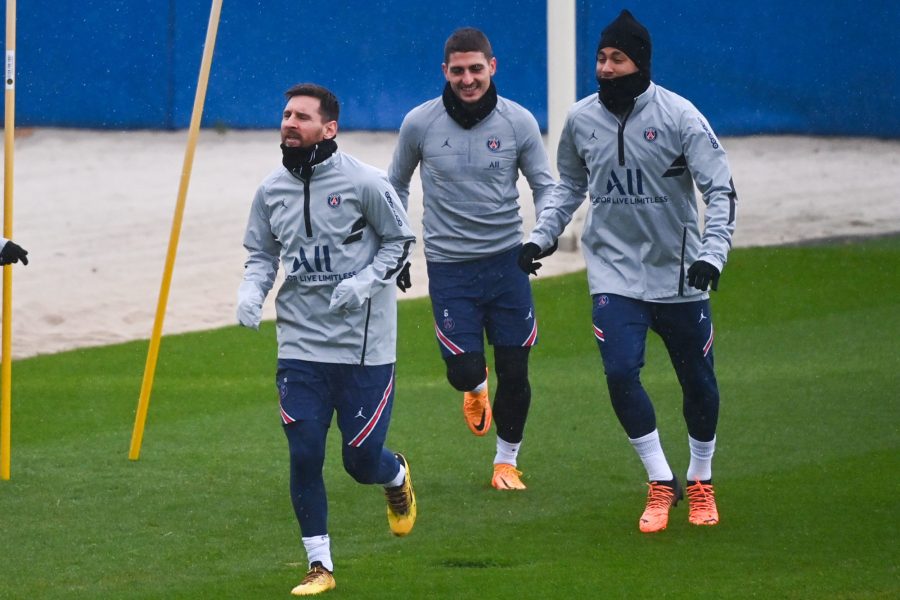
{"left": 443, "top": 27, "right": 493, "bottom": 63}
{"left": 284, "top": 83, "right": 340, "bottom": 123}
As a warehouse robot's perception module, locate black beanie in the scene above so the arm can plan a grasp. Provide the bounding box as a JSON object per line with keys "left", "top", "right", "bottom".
{"left": 597, "top": 9, "right": 651, "bottom": 76}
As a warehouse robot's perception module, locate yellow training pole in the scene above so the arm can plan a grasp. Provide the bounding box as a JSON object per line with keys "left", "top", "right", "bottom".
{"left": 129, "top": 0, "right": 223, "bottom": 460}
{"left": 1, "top": 0, "right": 17, "bottom": 481}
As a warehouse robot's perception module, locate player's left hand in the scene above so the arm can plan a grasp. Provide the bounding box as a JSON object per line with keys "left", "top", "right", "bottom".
{"left": 687, "top": 260, "right": 721, "bottom": 291}
{"left": 517, "top": 242, "right": 544, "bottom": 276}
{"left": 536, "top": 239, "right": 558, "bottom": 259}
{"left": 396, "top": 262, "right": 412, "bottom": 292}
{"left": 330, "top": 278, "right": 367, "bottom": 312}
{"left": 0, "top": 240, "right": 28, "bottom": 265}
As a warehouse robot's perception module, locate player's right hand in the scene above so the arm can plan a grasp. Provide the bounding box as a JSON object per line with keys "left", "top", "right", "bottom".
{"left": 0, "top": 240, "right": 28, "bottom": 265}
{"left": 236, "top": 283, "right": 264, "bottom": 330}
{"left": 517, "top": 242, "right": 543, "bottom": 276}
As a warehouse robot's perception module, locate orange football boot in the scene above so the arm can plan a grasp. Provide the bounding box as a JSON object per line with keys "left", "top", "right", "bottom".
{"left": 639, "top": 478, "right": 683, "bottom": 533}
{"left": 687, "top": 480, "right": 719, "bottom": 526}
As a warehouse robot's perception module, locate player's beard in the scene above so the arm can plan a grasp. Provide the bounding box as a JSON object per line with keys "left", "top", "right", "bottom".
{"left": 597, "top": 71, "right": 650, "bottom": 116}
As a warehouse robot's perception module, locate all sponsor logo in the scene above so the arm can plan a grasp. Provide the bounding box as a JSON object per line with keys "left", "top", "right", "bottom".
{"left": 607, "top": 169, "right": 645, "bottom": 195}
{"left": 327, "top": 193, "right": 341, "bottom": 208}
{"left": 285, "top": 244, "right": 355, "bottom": 283}
{"left": 486, "top": 136, "right": 501, "bottom": 151}
{"left": 599, "top": 167, "right": 674, "bottom": 204}
{"left": 293, "top": 245, "right": 332, "bottom": 273}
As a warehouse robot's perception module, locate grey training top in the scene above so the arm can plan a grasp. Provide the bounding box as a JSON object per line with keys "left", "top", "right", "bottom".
{"left": 530, "top": 82, "right": 737, "bottom": 302}
{"left": 241, "top": 151, "right": 415, "bottom": 365}
{"left": 389, "top": 95, "right": 556, "bottom": 262}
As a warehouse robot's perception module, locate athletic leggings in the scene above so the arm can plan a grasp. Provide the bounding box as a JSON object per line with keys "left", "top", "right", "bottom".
{"left": 445, "top": 345, "right": 532, "bottom": 443}
{"left": 591, "top": 293, "right": 719, "bottom": 442}
{"left": 282, "top": 419, "right": 398, "bottom": 537}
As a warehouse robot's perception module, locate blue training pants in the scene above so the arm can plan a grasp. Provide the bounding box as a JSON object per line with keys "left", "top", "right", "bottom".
{"left": 277, "top": 359, "right": 401, "bottom": 537}
{"left": 590, "top": 293, "right": 719, "bottom": 442}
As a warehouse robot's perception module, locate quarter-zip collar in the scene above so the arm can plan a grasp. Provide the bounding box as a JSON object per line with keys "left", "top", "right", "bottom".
{"left": 597, "top": 71, "right": 649, "bottom": 115}
{"left": 601, "top": 81, "right": 655, "bottom": 123}
{"left": 602, "top": 83, "right": 656, "bottom": 166}
{"left": 281, "top": 140, "right": 339, "bottom": 239}
{"left": 281, "top": 138, "right": 338, "bottom": 180}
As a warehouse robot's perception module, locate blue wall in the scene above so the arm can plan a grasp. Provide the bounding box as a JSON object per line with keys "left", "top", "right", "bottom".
{"left": 577, "top": 0, "right": 900, "bottom": 137}
{"left": 4, "top": 1, "right": 899, "bottom": 136}
{"left": 14, "top": 2, "right": 173, "bottom": 128}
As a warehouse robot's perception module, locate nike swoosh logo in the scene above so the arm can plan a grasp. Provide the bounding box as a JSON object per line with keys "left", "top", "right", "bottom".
{"left": 475, "top": 410, "right": 486, "bottom": 431}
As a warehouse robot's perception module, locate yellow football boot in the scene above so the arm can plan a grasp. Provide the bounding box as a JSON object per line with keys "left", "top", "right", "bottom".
{"left": 384, "top": 453, "right": 417, "bottom": 536}
{"left": 290, "top": 563, "right": 335, "bottom": 596}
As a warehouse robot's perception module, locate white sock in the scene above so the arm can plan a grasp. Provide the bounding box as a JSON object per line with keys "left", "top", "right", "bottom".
{"left": 302, "top": 535, "right": 333, "bottom": 572}
{"left": 384, "top": 462, "right": 406, "bottom": 488}
{"left": 494, "top": 437, "right": 521, "bottom": 466}
{"left": 471, "top": 377, "right": 487, "bottom": 394}
{"left": 687, "top": 435, "right": 716, "bottom": 482}
{"left": 629, "top": 429, "right": 674, "bottom": 482}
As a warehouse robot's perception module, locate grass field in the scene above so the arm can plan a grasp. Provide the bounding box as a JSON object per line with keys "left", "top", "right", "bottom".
{"left": 1, "top": 236, "right": 898, "bottom": 599}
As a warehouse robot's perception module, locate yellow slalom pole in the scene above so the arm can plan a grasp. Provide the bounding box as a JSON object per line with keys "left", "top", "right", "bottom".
{"left": 129, "top": 0, "right": 223, "bottom": 461}
{"left": 1, "top": 0, "right": 17, "bottom": 481}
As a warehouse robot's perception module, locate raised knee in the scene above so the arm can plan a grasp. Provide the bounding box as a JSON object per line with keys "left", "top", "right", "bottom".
{"left": 342, "top": 453, "right": 379, "bottom": 484}
{"left": 445, "top": 353, "right": 486, "bottom": 391}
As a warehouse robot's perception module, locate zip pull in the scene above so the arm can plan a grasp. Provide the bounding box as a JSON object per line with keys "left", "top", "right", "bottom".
{"left": 301, "top": 170, "right": 313, "bottom": 238}
{"left": 617, "top": 105, "right": 633, "bottom": 167}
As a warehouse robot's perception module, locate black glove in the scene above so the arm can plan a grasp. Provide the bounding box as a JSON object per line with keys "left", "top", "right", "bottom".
{"left": 0, "top": 240, "right": 28, "bottom": 266}
{"left": 396, "top": 262, "right": 411, "bottom": 292}
{"left": 517, "top": 242, "right": 544, "bottom": 276}
{"left": 687, "top": 260, "right": 720, "bottom": 291}
{"left": 536, "top": 239, "right": 559, "bottom": 259}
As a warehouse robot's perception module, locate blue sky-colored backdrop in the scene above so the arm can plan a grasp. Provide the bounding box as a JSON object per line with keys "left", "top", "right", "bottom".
{"left": 5, "top": 1, "right": 898, "bottom": 136}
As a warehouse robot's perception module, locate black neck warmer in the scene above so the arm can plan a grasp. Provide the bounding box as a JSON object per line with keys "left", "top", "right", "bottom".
{"left": 597, "top": 71, "right": 650, "bottom": 117}
{"left": 281, "top": 138, "right": 338, "bottom": 179}
{"left": 442, "top": 81, "right": 498, "bottom": 129}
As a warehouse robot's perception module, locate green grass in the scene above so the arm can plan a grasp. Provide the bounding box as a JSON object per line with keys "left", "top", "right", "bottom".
{"left": 1, "top": 236, "right": 898, "bottom": 599}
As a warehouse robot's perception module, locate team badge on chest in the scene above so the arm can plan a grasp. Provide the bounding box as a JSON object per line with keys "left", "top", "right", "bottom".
{"left": 643, "top": 127, "right": 658, "bottom": 142}
{"left": 326, "top": 193, "right": 342, "bottom": 208}
{"left": 486, "top": 136, "right": 502, "bottom": 151}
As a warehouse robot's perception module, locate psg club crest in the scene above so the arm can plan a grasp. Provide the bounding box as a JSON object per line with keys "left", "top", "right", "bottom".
{"left": 486, "top": 136, "right": 502, "bottom": 151}
{"left": 327, "top": 193, "right": 342, "bottom": 208}
{"left": 442, "top": 316, "right": 455, "bottom": 331}
{"left": 643, "top": 127, "right": 658, "bottom": 142}
{"left": 596, "top": 294, "right": 610, "bottom": 308}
